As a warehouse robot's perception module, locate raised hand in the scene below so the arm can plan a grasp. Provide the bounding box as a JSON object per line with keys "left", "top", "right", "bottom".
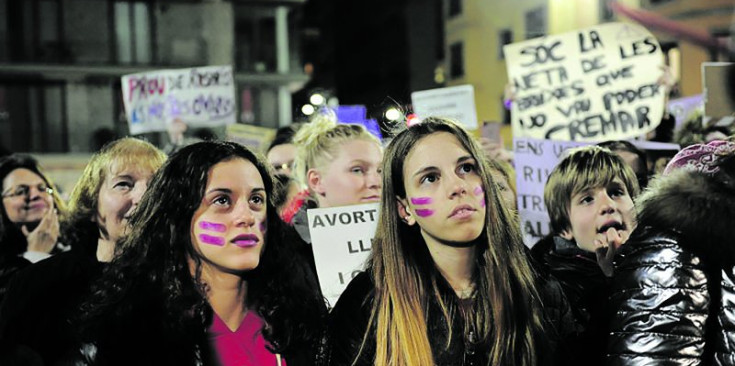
{"left": 22, "top": 202, "right": 59, "bottom": 254}
{"left": 594, "top": 227, "right": 629, "bottom": 277}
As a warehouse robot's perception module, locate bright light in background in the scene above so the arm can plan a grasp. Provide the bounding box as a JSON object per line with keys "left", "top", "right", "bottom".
{"left": 385, "top": 107, "right": 401, "bottom": 121}
{"left": 309, "top": 93, "right": 325, "bottom": 105}
{"left": 301, "top": 104, "right": 315, "bottom": 116}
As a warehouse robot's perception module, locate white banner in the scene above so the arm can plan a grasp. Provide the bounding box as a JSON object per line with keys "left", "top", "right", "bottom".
{"left": 308, "top": 203, "right": 379, "bottom": 307}
{"left": 514, "top": 137, "right": 587, "bottom": 246}
{"left": 411, "top": 84, "right": 479, "bottom": 129}
{"left": 504, "top": 23, "right": 665, "bottom": 142}
{"left": 121, "top": 65, "right": 236, "bottom": 135}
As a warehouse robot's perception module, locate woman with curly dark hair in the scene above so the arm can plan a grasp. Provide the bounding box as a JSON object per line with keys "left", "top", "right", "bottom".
{"left": 75, "top": 141, "right": 327, "bottom": 366}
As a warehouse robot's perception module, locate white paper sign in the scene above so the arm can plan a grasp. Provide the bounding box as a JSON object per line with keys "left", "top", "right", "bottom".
{"left": 308, "top": 203, "right": 379, "bottom": 307}
{"left": 514, "top": 137, "right": 588, "bottom": 247}
{"left": 411, "top": 85, "right": 479, "bottom": 129}
{"left": 121, "top": 65, "right": 236, "bottom": 135}
{"left": 504, "top": 23, "right": 665, "bottom": 142}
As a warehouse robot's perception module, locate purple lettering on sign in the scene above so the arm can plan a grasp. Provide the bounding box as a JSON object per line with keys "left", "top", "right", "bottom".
{"left": 415, "top": 209, "right": 435, "bottom": 217}
{"left": 410, "top": 197, "right": 433, "bottom": 205}
{"left": 199, "top": 221, "right": 226, "bottom": 232}
{"left": 199, "top": 233, "right": 225, "bottom": 246}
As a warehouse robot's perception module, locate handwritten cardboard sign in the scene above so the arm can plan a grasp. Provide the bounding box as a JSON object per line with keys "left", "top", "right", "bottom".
{"left": 121, "top": 65, "right": 236, "bottom": 135}
{"left": 225, "top": 124, "right": 275, "bottom": 153}
{"left": 308, "top": 203, "right": 379, "bottom": 307}
{"left": 411, "top": 85, "right": 479, "bottom": 130}
{"left": 504, "top": 23, "right": 665, "bottom": 142}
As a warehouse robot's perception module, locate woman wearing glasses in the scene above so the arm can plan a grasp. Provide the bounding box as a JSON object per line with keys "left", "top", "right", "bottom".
{"left": 0, "top": 154, "right": 66, "bottom": 301}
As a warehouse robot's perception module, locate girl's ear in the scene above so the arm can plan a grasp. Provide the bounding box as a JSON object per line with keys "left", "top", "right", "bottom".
{"left": 307, "top": 169, "right": 324, "bottom": 196}
{"left": 396, "top": 197, "right": 416, "bottom": 226}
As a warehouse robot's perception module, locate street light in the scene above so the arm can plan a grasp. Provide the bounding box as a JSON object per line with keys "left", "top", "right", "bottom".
{"left": 385, "top": 107, "right": 401, "bottom": 121}
{"left": 301, "top": 104, "right": 315, "bottom": 116}
{"left": 309, "top": 93, "right": 325, "bottom": 106}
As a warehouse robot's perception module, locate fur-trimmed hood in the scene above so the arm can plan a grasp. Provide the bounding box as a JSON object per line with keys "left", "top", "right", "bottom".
{"left": 635, "top": 168, "right": 735, "bottom": 267}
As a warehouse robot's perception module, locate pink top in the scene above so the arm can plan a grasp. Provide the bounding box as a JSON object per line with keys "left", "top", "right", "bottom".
{"left": 208, "top": 311, "right": 286, "bottom": 366}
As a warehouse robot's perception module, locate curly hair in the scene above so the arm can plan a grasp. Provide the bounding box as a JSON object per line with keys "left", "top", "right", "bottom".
{"left": 79, "top": 141, "right": 326, "bottom": 363}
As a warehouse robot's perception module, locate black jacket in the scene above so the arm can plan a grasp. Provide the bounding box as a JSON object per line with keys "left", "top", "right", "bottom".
{"left": 328, "top": 268, "right": 574, "bottom": 366}
{"left": 0, "top": 237, "right": 102, "bottom": 365}
{"left": 531, "top": 235, "right": 612, "bottom": 366}
{"left": 0, "top": 253, "right": 30, "bottom": 304}
{"left": 327, "top": 270, "right": 487, "bottom": 366}
{"left": 607, "top": 169, "right": 735, "bottom": 365}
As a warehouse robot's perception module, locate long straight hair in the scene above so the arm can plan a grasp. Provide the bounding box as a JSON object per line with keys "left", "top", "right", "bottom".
{"left": 367, "top": 117, "right": 543, "bottom": 366}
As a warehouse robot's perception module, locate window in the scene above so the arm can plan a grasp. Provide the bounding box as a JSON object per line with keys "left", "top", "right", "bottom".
{"left": 600, "top": 0, "right": 614, "bottom": 22}
{"left": 448, "top": 0, "right": 462, "bottom": 17}
{"left": 524, "top": 7, "right": 547, "bottom": 40}
{"left": 498, "top": 29, "right": 512, "bottom": 59}
{"left": 234, "top": 6, "right": 278, "bottom": 73}
{"left": 114, "top": 2, "right": 153, "bottom": 64}
{"left": 449, "top": 42, "right": 464, "bottom": 79}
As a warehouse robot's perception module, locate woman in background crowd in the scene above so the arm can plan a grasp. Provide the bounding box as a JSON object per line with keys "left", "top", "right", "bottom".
{"left": 0, "top": 138, "right": 166, "bottom": 365}
{"left": 0, "top": 154, "right": 66, "bottom": 300}
{"left": 287, "top": 114, "right": 383, "bottom": 242}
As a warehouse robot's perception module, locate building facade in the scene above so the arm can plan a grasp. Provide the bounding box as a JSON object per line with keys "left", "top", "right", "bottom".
{"left": 0, "top": 0, "right": 309, "bottom": 153}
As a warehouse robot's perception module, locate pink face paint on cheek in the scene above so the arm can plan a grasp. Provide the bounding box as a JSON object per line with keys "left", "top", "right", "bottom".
{"left": 474, "top": 186, "right": 484, "bottom": 196}
{"left": 410, "top": 197, "right": 433, "bottom": 205}
{"left": 414, "top": 209, "right": 435, "bottom": 217}
{"left": 259, "top": 221, "right": 267, "bottom": 233}
{"left": 198, "top": 233, "right": 225, "bottom": 246}
{"left": 199, "top": 221, "right": 226, "bottom": 232}
{"left": 480, "top": 199, "right": 486, "bottom": 208}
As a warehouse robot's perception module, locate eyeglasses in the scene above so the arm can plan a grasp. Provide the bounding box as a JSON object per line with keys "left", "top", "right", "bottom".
{"left": 1, "top": 184, "right": 54, "bottom": 199}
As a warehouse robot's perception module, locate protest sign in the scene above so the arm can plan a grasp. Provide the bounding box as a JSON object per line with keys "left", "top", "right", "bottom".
{"left": 121, "top": 65, "right": 236, "bottom": 135}
{"left": 308, "top": 203, "right": 379, "bottom": 307}
{"left": 504, "top": 23, "right": 665, "bottom": 142}
{"left": 225, "top": 124, "right": 275, "bottom": 152}
{"left": 411, "top": 85, "right": 479, "bottom": 129}
{"left": 514, "top": 137, "right": 588, "bottom": 246}
{"left": 668, "top": 94, "right": 702, "bottom": 131}
{"left": 702, "top": 62, "right": 735, "bottom": 127}
{"left": 329, "top": 105, "right": 383, "bottom": 140}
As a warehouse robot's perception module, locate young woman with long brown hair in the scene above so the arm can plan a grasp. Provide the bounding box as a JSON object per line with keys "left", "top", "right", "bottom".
{"left": 328, "top": 117, "right": 550, "bottom": 366}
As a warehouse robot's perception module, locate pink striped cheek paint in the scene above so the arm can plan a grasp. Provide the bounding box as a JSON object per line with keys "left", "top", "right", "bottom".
{"left": 199, "top": 233, "right": 225, "bottom": 246}
{"left": 410, "top": 197, "right": 433, "bottom": 205}
{"left": 199, "top": 221, "right": 226, "bottom": 232}
{"left": 474, "top": 186, "right": 486, "bottom": 208}
{"left": 414, "top": 209, "right": 435, "bottom": 217}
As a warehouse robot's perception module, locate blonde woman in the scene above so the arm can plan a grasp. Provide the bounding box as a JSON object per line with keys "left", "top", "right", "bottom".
{"left": 289, "top": 114, "right": 383, "bottom": 243}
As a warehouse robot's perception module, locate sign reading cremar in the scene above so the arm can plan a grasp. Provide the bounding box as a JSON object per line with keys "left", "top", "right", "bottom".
{"left": 504, "top": 23, "right": 665, "bottom": 142}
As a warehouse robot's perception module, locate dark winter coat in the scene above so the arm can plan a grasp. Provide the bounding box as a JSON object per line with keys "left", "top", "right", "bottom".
{"left": 0, "top": 235, "right": 101, "bottom": 365}
{"left": 607, "top": 168, "right": 735, "bottom": 365}
{"left": 530, "top": 234, "right": 612, "bottom": 366}
{"left": 327, "top": 268, "right": 574, "bottom": 366}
